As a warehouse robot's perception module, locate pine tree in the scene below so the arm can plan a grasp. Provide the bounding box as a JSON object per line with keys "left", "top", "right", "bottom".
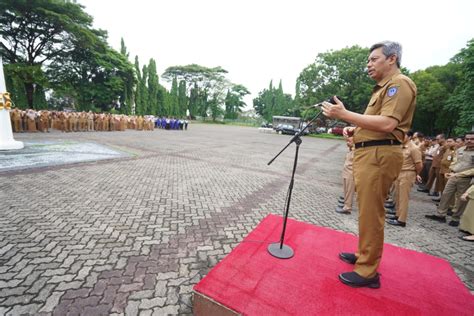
{"left": 147, "top": 59, "right": 159, "bottom": 115}
{"left": 134, "top": 56, "right": 142, "bottom": 115}
{"left": 169, "top": 77, "right": 179, "bottom": 116}
{"left": 178, "top": 80, "right": 187, "bottom": 117}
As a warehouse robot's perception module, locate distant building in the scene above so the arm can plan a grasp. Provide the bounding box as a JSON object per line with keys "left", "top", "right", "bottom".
{"left": 240, "top": 109, "right": 258, "bottom": 118}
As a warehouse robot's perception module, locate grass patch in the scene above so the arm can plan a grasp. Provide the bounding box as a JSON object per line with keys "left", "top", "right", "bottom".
{"left": 307, "top": 133, "right": 344, "bottom": 140}
{"left": 195, "top": 119, "right": 261, "bottom": 127}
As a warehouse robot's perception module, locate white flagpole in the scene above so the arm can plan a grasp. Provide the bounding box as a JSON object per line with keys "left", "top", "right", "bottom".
{"left": 0, "top": 56, "right": 24, "bottom": 150}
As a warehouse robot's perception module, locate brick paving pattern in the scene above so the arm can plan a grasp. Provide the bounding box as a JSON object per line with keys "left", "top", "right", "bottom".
{"left": 0, "top": 124, "right": 472, "bottom": 315}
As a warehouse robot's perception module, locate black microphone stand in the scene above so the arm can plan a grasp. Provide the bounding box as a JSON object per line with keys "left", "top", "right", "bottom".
{"left": 267, "top": 109, "right": 324, "bottom": 259}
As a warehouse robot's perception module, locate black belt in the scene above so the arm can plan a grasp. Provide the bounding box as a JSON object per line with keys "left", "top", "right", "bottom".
{"left": 354, "top": 139, "right": 401, "bottom": 149}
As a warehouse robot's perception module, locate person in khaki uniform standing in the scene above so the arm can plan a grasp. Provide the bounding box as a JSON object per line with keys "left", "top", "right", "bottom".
{"left": 11, "top": 108, "right": 22, "bottom": 132}
{"left": 321, "top": 41, "right": 416, "bottom": 288}
{"left": 459, "top": 184, "right": 474, "bottom": 242}
{"left": 386, "top": 133, "right": 422, "bottom": 226}
{"left": 437, "top": 138, "right": 456, "bottom": 196}
{"left": 426, "top": 132, "right": 474, "bottom": 226}
{"left": 336, "top": 136, "right": 355, "bottom": 214}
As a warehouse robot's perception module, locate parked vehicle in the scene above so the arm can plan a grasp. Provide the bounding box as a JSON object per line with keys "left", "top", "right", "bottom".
{"left": 315, "top": 126, "right": 327, "bottom": 134}
{"left": 330, "top": 125, "right": 345, "bottom": 136}
{"left": 275, "top": 124, "right": 300, "bottom": 135}
{"left": 272, "top": 116, "right": 302, "bottom": 130}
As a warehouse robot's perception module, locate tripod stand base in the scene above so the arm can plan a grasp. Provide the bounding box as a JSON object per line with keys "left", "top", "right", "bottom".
{"left": 268, "top": 242, "right": 294, "bottom": 259}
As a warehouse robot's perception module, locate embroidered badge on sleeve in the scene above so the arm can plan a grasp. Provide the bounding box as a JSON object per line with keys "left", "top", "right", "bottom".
{"left": 387, "top": 87, "right": 398, "bottom": 97}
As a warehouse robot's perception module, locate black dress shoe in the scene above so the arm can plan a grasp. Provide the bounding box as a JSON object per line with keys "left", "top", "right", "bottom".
{"left": 417, "top": 188, "right": 429, "bottom": 193}
{"left": 385, "top": 214, "right": 398, "bottom": 220}
{"left": 425, "top": 214, "right": 446, "bottom": 222}
{"left": 335, "top": 206, "right": 351, "bottom": 214}
{"left": 339, "top": 252, "right": 357, "bottom": 264}
{"left": 339, "top": 271, "right": 380, "bottom": 289}
{"left": 448, "top": 220, "right": 459, "bottom": 227}
{"left": 386, "top": 219, "right": 406, "bottom": 227}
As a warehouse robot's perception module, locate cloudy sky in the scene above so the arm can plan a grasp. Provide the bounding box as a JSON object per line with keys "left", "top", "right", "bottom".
{"left": 79, "top": 0, "right": 473, "bottom": 108}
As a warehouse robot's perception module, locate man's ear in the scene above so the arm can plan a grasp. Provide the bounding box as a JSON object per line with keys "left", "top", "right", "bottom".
{"left": 388, "top": 54, "right": 397, "bottom": 66}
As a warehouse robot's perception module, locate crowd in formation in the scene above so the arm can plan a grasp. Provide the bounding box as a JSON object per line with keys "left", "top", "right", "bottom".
{"left": 336, "top": 130, "right": 474, "bottom": 242}
{"left": 8, "top": 109, "right": 189, "bottom": 133}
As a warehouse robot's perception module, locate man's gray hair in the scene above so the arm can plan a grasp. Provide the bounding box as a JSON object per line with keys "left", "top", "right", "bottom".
{"left": 370, "top": 41, "right": 402, "bottom": 68}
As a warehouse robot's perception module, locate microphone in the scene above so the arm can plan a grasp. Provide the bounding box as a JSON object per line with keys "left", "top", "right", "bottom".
{"left": 314, "top": 96, "right": 341, "bottom": 108}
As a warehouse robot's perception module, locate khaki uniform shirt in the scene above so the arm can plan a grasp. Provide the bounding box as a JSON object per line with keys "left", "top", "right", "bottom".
{"left": 354, "top": 70, "right": 417, "bottom": 143}
{"left": 451, "top": 146, "right": 474, "bottom": 176}
{"left": 401, "top": 141, "right": 422, "bottom": 172}
{"left": 440, "top": 146, "right": 456, "bottom": 174}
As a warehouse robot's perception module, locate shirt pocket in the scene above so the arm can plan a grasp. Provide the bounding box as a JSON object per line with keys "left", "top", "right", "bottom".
{"left": 367, "top": 96, "right": 377, "bottom": 107}
{"left": 368, "top": 90, "right": 383, "bottom": 106}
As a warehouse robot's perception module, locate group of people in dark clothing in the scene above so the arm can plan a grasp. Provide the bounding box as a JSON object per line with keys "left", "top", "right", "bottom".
{"left": 155, "top": 117, "right": 189, "bottom": 130}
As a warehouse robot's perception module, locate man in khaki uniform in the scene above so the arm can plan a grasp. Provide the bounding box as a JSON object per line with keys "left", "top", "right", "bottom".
{"left": 420, "top": 134, "right": 445, "bottom": 195}
{"left": 438, "top": 138, "right": 456, "bottom": 195}
{"left": 426, "top": 132, "right": 474, "bottom": 226}
{"left": 336, "top": 136, "right": 355, "bottom": 214}
{"left": 386, "top": 133, "right": 422, "bottom": 226}
{"left": 87, "top": 111, "right": 94, "bottom": 131}
{"left": 459, "top": 184, "right": 474, "bottom": 241}
{"left": 321, "top": 41, "right": 417, "bottom": 288}
{"left": 26, "top": 109, "right": 38, "bottom": 132}
{"left": 11, "top": 108, "right": 22, "bottom": 132}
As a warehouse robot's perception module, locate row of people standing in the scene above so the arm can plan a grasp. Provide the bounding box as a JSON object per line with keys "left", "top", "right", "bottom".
{"left": 335, "top": 130, "right": 423, "bottom": 228}
{"left": 10, "top": 109, "right": 166, "bottom": 133}
{"left": 422, "top": 132, "right": 474, "bottom": 235}
{"left": 377, "top": 131, "right": 473, "bottom": 237}
{"left": 155, "top": 117, "right": 189, "bottom": 130}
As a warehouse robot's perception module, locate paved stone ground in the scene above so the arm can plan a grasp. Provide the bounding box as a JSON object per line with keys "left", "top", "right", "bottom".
{"left": 0, "top": 124, "right": 472, "bottom": 315}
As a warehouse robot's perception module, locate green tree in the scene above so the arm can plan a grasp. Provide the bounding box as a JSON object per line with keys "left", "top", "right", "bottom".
{"left": 119, "top": 38, "right": 134, "bottom": 114}
{"left": 140, "top": 65, "right": 149, "bottom": 114}
{"left": 297, "top": 46, "right": 373, "bottom": 118}
{"left": 178, "top": 80, "right": 188, "bottom": 117}
{"left": 253, "top": 80, "right": 293, "bottom": 122}
{"left": 445, "top": 39, "right": 474, "bottom": 135}
{"left": 147, "top": 58, "right": 159, "bottom": 115}
{"left": 0, "top": 0, "right": 96, "bottom": 108}
{"left": 224, "top": 84, "right": 250, "bottom": 119}
{"left": 411, "top": 64, "right": 461, "bottom": 136}
{"left": 163, "top": 64, "right": 231, "bottom": 119}
{"left": 188, "top": 83, "right": 199, "bottom": 118}
{"left": 134, "top": 56, "right": 142, "bottom": 114}
{"left": 169, "top": 77, "right": 179, "bottom": 116}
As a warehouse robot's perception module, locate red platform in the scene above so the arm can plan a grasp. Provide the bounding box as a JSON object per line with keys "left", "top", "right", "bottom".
{"left": 194, "top": 214, "right": 474, "bottom": 315}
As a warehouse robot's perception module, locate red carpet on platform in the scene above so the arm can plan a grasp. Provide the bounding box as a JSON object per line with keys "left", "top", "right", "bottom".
{"left": 194, "top": 214, "right": 474, "bottom": 315}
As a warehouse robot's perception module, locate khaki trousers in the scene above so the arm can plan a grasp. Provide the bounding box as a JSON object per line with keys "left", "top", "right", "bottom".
{"left": 353, "top": 146, "right": 403, "bottom": 278}
{"left": 343, "top": 175, "right": 355, "bottom": 211}
{"left": 436, "top": 172, "right": 448, "bottom": 193}
{"left": 394, "top": 171, "right": 417, "bottom": 223}
{"left": 460, "top": 199, "right": 474, "bottom": 235}
{"left": 13, "top": 119, "right": 21, "bottom": 132}
{"left": 425, "top": 166, "right": 440, "bottom": 192}
{"left": 437, "top": 176, "right": 472, "bottom": 220}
